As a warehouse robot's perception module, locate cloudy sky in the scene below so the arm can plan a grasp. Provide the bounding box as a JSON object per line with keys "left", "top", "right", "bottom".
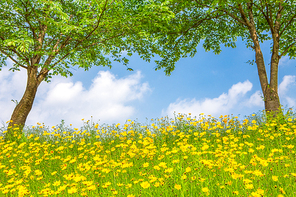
{"left": 0, "top": 37, "right": 295, "bottom": 128}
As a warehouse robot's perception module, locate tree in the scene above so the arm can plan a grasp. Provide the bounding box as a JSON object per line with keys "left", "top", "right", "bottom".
{"left": 134, "top": 0, "right": 295, "bottom": 117}
{"left": 0, "top": 0, "right": 174, "bottom": 142}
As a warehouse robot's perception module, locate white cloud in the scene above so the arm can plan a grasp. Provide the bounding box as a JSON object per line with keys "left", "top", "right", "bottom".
{"left": 0, "top": 67, "right": 151, "bottom": 127}
{"left": 163, "top": 80, "right": 253, "bottom": 118}
{"left": 278, "top": 75, "right": 295, "bottom": 96}
{"left": 278, "top": 56, "right": 295, "bottom": 67}
{"left": 245, "top": 91, "right": 264, "bottom": 107}
{"left": 0, "top": 65, "right": 27, "bottom": 125}
{"left": 164, "top": 75, "right": 296, "bottom": 119}
{"left": 285, "top": 97, "right": 295, "bottom": 108}
{"left": 278, "top": 75, "right": 296, "bottom": 108}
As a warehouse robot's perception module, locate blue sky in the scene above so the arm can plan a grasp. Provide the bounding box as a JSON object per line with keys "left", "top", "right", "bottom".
{"left": 0, "top": 37, "right": 295, "bottom": 128}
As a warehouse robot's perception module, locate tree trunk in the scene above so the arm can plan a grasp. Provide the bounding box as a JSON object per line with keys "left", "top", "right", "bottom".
{"left": 264, "top": 86, "right": 281, "bottom": 115}
{"left": 4, "top": 67, "right": 40, "bottom": 142}
{"left": 241, "top": 3, "right": 283, "bottom": 121}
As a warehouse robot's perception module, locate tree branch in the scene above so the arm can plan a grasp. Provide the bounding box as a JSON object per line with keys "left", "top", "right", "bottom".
{"left": 219, "top": 7, "right": 247, "bottom": 27}
{"left": 279, "top": 40, "right": 296, "bottom": 58}
{"left": 42, "top": 34, "right": 59, "bottom": 50}
{"left": 267, "top": 0, "right": 274, "bottom": 30}
{"left": 0, "top": 35, "right": 30, "bottom": 64}
{"left": 45, "top": 0, "right": 112, "bottom": 69}
{"left": 238, "top": 3, "right": 252, "bottom": 28}
{"left": 254, "top": 0, "right": 274, "bottom": 32}
{"left": 279, "top": 14, "right": 296, "bottom": 37}
{"left": 0, "top": 49, "right": 28, "bottom": 69}
{"left": 274, "top": 2, "right": 283, "bottom": 34}
{"left": 50, "top": 32, "right": 125, "bottom": 69}
{"left": 37, "top": 35, "right": 72, "bottom": 83}
{"left": 19, "top": 0, "right": 38, "bottom": 41}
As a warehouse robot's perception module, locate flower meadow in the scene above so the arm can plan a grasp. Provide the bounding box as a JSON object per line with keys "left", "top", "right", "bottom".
{"left": 0, "top": 110, "right": 295, "bottom": 197}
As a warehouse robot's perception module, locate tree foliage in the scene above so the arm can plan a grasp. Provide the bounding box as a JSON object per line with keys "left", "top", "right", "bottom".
{"left": 133, "top": 0, "right": 296, "bottom": 75}
{"left": 0, "top": 0, "right": 175, "bottom": 81}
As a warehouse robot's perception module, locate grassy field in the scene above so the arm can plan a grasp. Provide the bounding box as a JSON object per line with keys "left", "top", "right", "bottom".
{"left": 0, "top": 110, "right": 295, "bottom": 197}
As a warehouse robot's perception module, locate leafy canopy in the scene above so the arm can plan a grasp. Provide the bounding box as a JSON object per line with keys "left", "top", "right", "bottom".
{"left": 133, "top": 0, "right": 296, "bottom": 75}
{"left": 0, "top": 0, "right": 175, "bottom": 81}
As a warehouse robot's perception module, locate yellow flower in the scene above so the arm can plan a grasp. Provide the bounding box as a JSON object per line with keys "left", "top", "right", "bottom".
{"left": 53, "top": 181, "right": 61, "bottom": 186}
{"left": 34, "top": 170, "right": 42, "bottom": 176}
{"left": 185, "top": 167, "right": 191, "bottom": 173}
{"left": 154, "top": 182, "right": 160, "bottom": 187}
{"left": 125, "top": 184, "right": 132, "bottom": 189}
{"left": 164, "top": 168, "right": 173, "bottom": 173}
{"left": 279, "top": 187, "right": 286, "bottom": 194}
{"left": 68, "top": 187, "right": 77, "bottom": 194}
{"left": 253, "top": 170, "right": 264, "bottom": 177}
{"left": 154, "top": 166, "right": 161, "bottom": 170}
{"left": 245, "top": 184, "right": 254, "bottom": 189}
{"left": 287, "top": 144, "right": 294, "bottom": 149}
{"left": 201, "top": 144, "right": 209, "bottom": 151}
{"left": 202, "top": 187, "right": 209, "bottom": 193}
{"left": 256, "top": 188, "right": 264, "bottom": 195}
{"left": 172, "top": 159, "right": 180, "bottom": 163}
{"left": 112, "top": 190, "right": 118, "bottom": 195}
{"left": 272, "top": 176, "right": 278, "bottom": 181}
{"left": 140, "top": 181, "right": 150, "bottom": 189}
{"left": 251, "top": 192, "right": 261, "bottom": 197}
{"left": 158, "top": 162, "right": 167, "bottom": 168}
{"left": 174, "top": 184, "right": 181, "bottom": 190}
{"left": 143, "top": 163, "right": 149, "bottom": 168}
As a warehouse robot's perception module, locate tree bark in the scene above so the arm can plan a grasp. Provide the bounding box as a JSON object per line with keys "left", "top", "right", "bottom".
{"left": 4, "top": 66, "right": 42, "bottom": 142}
{"left": 264, "top": 86, "right": 281, "bottom": 114}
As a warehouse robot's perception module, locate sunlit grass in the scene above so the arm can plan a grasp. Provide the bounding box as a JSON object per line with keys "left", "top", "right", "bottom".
{"left": 0, "top": 109, "right": 295, "bottom": 197}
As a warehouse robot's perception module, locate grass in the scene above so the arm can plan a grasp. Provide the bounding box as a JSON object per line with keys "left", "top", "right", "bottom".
{"left": 0, "top": 109, "right": 295, "bottom": 197}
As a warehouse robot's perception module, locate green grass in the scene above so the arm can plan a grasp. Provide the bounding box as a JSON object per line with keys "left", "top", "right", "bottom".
{"left": 0, "top": 109, "right": 295, "bottom": 197}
